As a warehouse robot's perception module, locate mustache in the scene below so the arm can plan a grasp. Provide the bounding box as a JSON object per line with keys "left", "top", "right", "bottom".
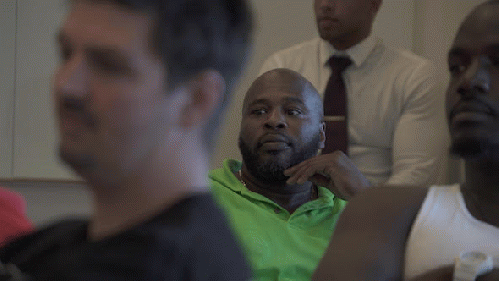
{"left": 59, "top": 97, "right": 97, "bottom": 128}
{"left": 256, "top": 133, "right": 292, "bottom": 148}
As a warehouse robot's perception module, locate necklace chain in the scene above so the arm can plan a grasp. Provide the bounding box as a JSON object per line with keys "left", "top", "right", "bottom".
{"left": 238, "top": 170, "right": 247, "bottom": 188}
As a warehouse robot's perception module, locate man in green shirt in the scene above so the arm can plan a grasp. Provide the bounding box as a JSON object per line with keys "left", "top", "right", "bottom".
{"left": 210, "top": 68, "right": 370, "bottom": 280}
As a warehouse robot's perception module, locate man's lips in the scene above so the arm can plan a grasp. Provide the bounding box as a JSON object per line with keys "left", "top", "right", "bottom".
{"left": 449, "top": 102, "right": 493, "bottom": 124}
{"left": 257, "top": 134, "right": 291, "bottom": 150}
{"left": 259, "top": 134, "right": 289, "bottom": 143}
{"left": 317, "top": 16, "right": 339, "bottom": 25}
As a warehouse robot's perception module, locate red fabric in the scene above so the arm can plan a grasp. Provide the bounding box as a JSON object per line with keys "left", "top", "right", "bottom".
{"left": 0, "top": 188, "right": 33, "bottom": 245}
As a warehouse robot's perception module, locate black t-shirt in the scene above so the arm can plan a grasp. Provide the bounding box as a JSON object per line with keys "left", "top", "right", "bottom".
{"left": 0, "top": 193, "right": 251, "bottom": 281}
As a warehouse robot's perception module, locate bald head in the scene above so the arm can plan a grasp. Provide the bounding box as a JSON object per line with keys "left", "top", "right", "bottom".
{"left": 238, "top": 68, "right": 326, "bottom": 184}
{"left": 456, "top": 1, "right": 499, "bottom": 39}
{"left": 243, "top": 68, "right": 323, "bottom": 120}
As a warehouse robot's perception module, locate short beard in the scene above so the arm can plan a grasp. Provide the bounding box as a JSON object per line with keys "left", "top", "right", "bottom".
{"left": 450, "top": 135, "right": 498, "bottom": 161}
{"left": 239, "top": 134, "right": 321, "bottom": 185}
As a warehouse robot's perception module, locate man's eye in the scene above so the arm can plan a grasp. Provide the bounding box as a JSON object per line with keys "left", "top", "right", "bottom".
{"left": 59, "top": 47, "right": 71, "bottom": 62}
{"left": 91, "top": 58, "right": 123, "bottom": 73}
{"left": 88, "top": 54, "right": 129, "bottom": 75}
{"left": 251, "top": 109, "right": 267, "bottom": 115}
{"left": 287, "top": 109, "right": 302, "bottom": 116}
{"left": 449, "top": 64, "right": 466, "bottom": 75}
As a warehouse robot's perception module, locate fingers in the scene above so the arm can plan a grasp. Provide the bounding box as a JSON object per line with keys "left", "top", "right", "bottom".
{"left": 283, "top": 151, "right": 369, "bottom": 200}
{"left": 284, "top": 157, "right": 313, "bottom": 175}
{"left": 308, "top": 173, "right": 333, "bottom": 189}
{"left": 285, "top": 163, "right": 324, "bottom": 185}
{"left": 284, "top": 154, "right": 339, "bottom": 185}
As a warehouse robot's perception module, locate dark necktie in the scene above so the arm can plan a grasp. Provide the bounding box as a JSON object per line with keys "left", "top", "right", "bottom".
{"left": 322, "top": 56, "right": 352, "bottom": 154}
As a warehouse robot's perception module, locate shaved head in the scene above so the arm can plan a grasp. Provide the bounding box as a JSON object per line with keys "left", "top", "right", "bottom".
{"left": 243, "top": 68, "right": 323, "bottom": 121}
{"left": 239, "top": 68, "right": 325, "bottom": 184}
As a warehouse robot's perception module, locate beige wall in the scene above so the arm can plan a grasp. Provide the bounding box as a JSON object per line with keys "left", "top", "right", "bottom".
{"left": 1, "top": 0, "right": 489, "bottom": 225}
{"left": 0, "top": 0, "right": 16, "bottom": 178}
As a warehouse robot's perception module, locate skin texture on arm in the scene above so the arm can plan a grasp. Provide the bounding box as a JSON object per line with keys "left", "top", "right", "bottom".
{"left": 312, "top": 186, "right": 428, "bottom": 281}
{"left": 387, "top": 62, "right": 449, "bottom": 187}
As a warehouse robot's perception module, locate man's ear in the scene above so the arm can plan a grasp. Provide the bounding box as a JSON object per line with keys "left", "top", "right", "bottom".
{"left": 179, "top": 70, "right": 226, "bottom": 128}
{"left": 319, "top": 121, "right": 326, "bottom": 149}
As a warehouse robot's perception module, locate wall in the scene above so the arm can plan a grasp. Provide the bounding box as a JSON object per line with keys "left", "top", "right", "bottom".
{"left": 1, "top": 181, "right": 91, "bottom": 226}
{"left": 0, "top": 0, "right": 487, "bottom": 225}
{"left": 0, "top": 0, "right": 16, "bottom": 178}
{"left": 13, "top": 0, "right": 72, "bottom": 180}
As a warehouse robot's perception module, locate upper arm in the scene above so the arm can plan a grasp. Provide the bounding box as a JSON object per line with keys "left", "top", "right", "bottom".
{"left": 313, "top": 186, "right": 428, "bottom": 281}
{"left": 388, "top": 61, "right": 450, "bottom": 187}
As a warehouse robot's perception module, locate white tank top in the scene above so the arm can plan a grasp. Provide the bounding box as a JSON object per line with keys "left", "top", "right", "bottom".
{"left": 404, "top": 184, "right": 499, "bottom": 280}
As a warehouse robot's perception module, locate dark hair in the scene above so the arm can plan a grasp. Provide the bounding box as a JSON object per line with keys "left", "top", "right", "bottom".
{"left": 75, "top": 0, "right": 253, "bottom": 152}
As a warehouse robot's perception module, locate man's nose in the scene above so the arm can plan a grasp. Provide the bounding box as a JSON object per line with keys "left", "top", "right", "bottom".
{"left": 264, "top": 109, "right": 287, "bottom": 129}
{"left": 457, "top": 57, "right": 490, "bottom": 98}
{"left": 54, "top": 54, "right": 87, "bottom": 97}
{"left": 317, "top": 0, "right": 336, "bottom": 10}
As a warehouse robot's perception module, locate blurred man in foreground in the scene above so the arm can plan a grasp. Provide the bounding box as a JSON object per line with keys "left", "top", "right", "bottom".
{"left": 0, "top": 0, "right": 253, "bottom": 280}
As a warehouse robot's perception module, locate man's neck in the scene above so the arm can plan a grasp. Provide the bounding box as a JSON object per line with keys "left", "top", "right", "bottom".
{"left": 461, "top": 158, "right": 499, "bottom": 226}
{"left": 88, "top": 137, "right": 209, "bottom": 241}
{"left": 238, "top": 166, "right": 316, "bottom": 214}
{"left": 328, "top": 29, "right": 371, "bottom": 51}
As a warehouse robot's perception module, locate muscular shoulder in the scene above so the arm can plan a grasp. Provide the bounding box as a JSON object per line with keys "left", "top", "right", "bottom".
{"left": 379, "top": 43, "right": 432, "bottom": 70}
{"left": 313, "top": 186, "right": 429, "bottom": 280}
{"left": 380, "top": 46, "right": 436, "bottom": 86}
{"left": 371, "top": 44, "right": 438, "bottom": 108}
{"left": 340, "top": 185, "right": 428, "bottom": 227}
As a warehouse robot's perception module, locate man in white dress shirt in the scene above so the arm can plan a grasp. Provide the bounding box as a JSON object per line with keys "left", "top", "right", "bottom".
{"left": 260, "top": 0, "right": 449, "bottom": 187}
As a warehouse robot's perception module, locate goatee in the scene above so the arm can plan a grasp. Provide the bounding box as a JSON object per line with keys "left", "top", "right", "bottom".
{"left": 238, "top": 134, "right": 321, "bottom": 184}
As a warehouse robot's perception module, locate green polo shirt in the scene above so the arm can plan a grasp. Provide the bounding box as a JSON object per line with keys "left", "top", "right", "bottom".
{"left": 209, "top": 159, "right": 346, "bottom": 281}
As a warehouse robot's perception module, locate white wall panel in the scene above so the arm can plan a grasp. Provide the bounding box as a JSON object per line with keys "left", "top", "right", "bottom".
{"left": 2, "top": 0, "right": 482, "bottom": 226}
{"left": 0, "top": 0, "right": 17, "bottom": 179}
{"left": 13, "top": 0, "right": 78, "bottom": 180}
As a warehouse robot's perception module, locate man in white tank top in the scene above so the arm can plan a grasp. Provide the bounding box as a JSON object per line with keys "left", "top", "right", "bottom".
{"left": 313, "top": 1, "right": 499, "bottom": 280}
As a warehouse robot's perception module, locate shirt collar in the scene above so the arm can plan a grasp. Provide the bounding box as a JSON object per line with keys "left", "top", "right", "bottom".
{"left": 321, "top": 34, "right": 377, "bottom": 68}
